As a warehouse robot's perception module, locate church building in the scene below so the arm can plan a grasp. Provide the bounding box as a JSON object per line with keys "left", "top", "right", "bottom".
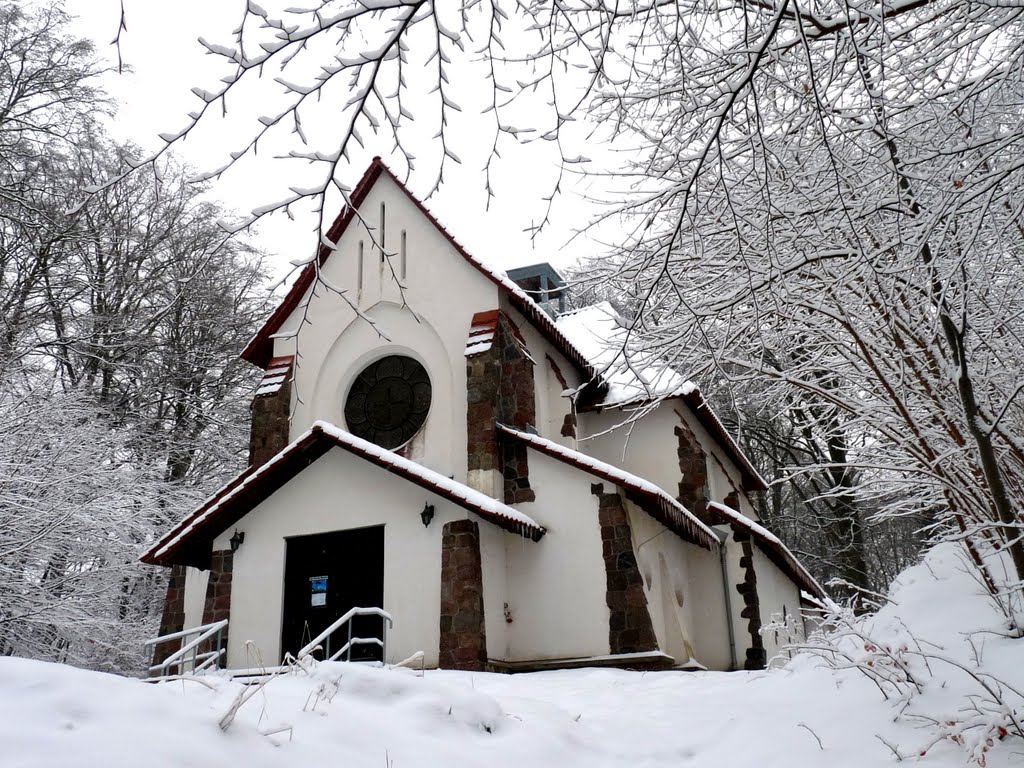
{"left": 142, "top": 157, "right": 824, "bottom": 673}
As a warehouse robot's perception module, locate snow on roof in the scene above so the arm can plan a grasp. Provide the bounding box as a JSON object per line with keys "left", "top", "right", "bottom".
{"left": 497, "top": 424, "right": 719, "bottom": 551}
{"left": 254, "top": 356, "right": 293, "bottom": 397}
{"left": 313, "top": 422, "right": 543, "bottom": 537}
{"left": 707, "top": 501, "right": 825, "bottom": 599}
{"left": 556, "top": 303, "right": 768, "bottom": 493}
{"left": 464, "top": 309, "right": 534, "bottom": 362}
{"left": 143, "top": 423, "right": 545, "bottom": 566}
{"left": 241, "top": 158, "right": 595, "bottom": 381}
{"left": 555, "top": 303, "right": 695, "bottom": 406}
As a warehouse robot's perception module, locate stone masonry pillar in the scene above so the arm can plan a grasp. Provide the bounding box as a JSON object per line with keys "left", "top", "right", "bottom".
{"left": 732, "top": 527, "right": 767, "bottom": 670}
{"left": 151, "top": 564, "right": 187, "bottom": 672}
{"left": 676, "top": 420, "right": 711, "bottom": 526}
{"left": 249, "top": 357, "right": 293, "bottom": 467}
{"left": 438, "top": 519, "right": 487, "bottom": 670}
{"left": 200, "top": 549, "right": 233, "bottom": 668}
{"left": 594, "top": 485, "right": 659, "bottom": 655}
{"left": 466, "top": 311, "right": 536, "bottom": 500}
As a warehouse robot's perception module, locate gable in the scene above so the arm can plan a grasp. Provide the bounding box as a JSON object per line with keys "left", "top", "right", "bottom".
{"left": 497, "top": 424, "right": 719, "bottom": 551}
{"left": 143, "top": 422, "right": 545, "bottom": 568}
{"left": 556, "top": 304, "right": 767, "bottom": 493}
{"left": 242, "top": 158, "right": 595, "bottom": 382}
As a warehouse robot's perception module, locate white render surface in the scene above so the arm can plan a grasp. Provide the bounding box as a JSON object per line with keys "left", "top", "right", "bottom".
{"left": 580, "top": 403, "right": 755, "bottom": 518}
{"left": 751, "top": 547, "right": 805, "bottom": 664}
{"left": 273, "top": 172, "right": 500, "bottom": 483}
{"left": 625, "top": 505, "right": 732, "bottom": 669}
{"left": 183, "top": 566, "right": 209, "bottom": 631}
{"left": 502, "top": 451, "right": 611, "bottom": 661}
{"left": 209, "top": 446, "right": 486, "bottom": 668}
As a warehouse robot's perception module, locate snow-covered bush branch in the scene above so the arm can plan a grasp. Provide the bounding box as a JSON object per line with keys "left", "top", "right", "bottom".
{"left": 0, "top": 2, "right": 270, "bottom": 672}
{"left": 794, "top": 545, "right": 1024, "bottom": 765}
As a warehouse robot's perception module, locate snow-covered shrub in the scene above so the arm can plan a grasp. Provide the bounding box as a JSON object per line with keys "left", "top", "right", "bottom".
{"left": 790, "top": 543, "right": 1024, "bottom": 765}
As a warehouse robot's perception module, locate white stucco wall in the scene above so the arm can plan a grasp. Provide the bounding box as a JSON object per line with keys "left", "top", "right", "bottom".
{"left": 580, "top": 403, "right": 756, "bottom": 519}
{"left": 208, "top": 446, "right": 506, "bottom": 668}
{"left": 270, "top": 173, "right": 501, "bottom": 484}
{"left": 751, "top": 547, "right": 805, "bottom": 666}
{"left": 502, "top": 451, "right": 610, "bottom": 661}
{"left": 503, "top": 303, "right": 582, "bottom": 449}
{"left": 719, "top": 527, "right": 750, "bottom": 670}
{"left": 626, "top": 505, "right": 734, "bottom": 670}
{"left": 183, "top": 566, "right": 209, "bottom": 631}
{"left": 310, "top": 302, "right": 457, "bottom": 477}
{"left": 477, "top": 522, "right": 509, "bottom": 661}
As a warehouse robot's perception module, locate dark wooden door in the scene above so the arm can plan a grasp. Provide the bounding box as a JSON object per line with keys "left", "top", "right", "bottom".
{"left": 281, "top": 525, "right": 385, "bottom": 662}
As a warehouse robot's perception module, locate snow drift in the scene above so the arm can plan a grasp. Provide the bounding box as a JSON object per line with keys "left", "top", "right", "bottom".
{"left": 1, "top": 543, "right": 1021, "bottom": 768}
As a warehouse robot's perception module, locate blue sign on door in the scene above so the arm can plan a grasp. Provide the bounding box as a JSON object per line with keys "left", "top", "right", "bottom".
{"left": 310, "top": 575, "right": 328, "bottom": 607}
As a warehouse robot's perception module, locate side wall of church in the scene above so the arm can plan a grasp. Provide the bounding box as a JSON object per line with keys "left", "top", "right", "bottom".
{"left": 501, "top": 451, "right": 611, "bottom": 661}
{"left": 477, "top": 521, "right": 510, "bottom": 661}
{"left": 580, "top": 406, "right": 767, "bottom": 667}
{"left": 504, "top": 302, "right": 582, "bottom": 450}
{"left": 716, "top": 525, "right": 761, "bottom": 671}
{"left": 183, "top": 566, "right": 209, "bottom": 635}
{"left": 751, "top": 547, "right": 805, "bottom": 665}
{"left": 580, "top": 405, "right": 758, "bottom": 519}
{"left": 624, "top": 503, "right": 734, "bottom": 670}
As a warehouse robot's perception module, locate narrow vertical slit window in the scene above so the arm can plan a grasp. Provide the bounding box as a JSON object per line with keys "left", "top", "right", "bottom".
{"left": 379, "top": 202, "right": 386, "bottom": 262}
{"left": 357, "top": 241, "right": 364, "bottom": 291}
{"left": 400, "top": 230, "right": 407, "bottom": 280}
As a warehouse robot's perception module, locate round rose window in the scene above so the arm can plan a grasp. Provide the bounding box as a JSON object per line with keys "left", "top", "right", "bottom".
{"left": 344, "top": 355, "right": 431, "bottom": 449}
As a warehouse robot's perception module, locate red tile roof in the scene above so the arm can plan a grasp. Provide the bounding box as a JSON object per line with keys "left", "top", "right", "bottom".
{"left": 253, "top": 355, "right": 294, "bottom": 398}
{"left": 707, "top": 502, "right": 825, "bottom": 599}
{"left": 241, "top": 157, "right": 595, "bottom": 381}
{"left": 142, "top": 422, "right": 545, "bottom": 567}
{"left": 497, "top": 424, "right": 719, "bottom": 551}
{"left": 465, "top": 309, "right": 533, "bottom": 361}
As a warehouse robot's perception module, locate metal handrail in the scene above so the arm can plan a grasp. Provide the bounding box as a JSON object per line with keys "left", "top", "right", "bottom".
{"left": 297, "top": 607, "right": 392, "bottom": 662}
{"left": 327, "top": 637, "right": 384, "bottom": 662}
{"left": 145, "top": 619, "right": 229, "bottom": 676}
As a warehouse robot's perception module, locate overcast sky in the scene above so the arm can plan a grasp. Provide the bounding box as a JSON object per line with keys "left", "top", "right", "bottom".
{"left": 63, "top": 0, "right": 608, "bottom": 282}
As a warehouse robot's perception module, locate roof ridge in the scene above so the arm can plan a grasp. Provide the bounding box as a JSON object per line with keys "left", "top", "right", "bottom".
{"left": 496, "top": 424, "right": 718, "bottom": 551}
{"left": 143, "top": 421, "right": 545, "bottom": 565}
{"left": 240, "top": 158, "right": 597, "bottom": 382}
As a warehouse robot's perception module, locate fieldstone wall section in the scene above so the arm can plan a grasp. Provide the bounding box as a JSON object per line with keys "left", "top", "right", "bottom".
{"left": 200, "top": 549, "right": 233, "bottom": 667}
{"left": 502, "top": 441, "right": 536, "bottom": 504}
{"left": 439, "top": 519, "right": 488, "bottom": 670}
{"left": 466, "top": 311, "right": 537, "bottom": 502}
{"left": 249, "top": 377, "right": 292, "bottom": 467}
{"left": 150, "top": 564, "right": 187, "bottom": 671}
{"left": 593, "top": 484, "right": 659, "bottom": 655}
{"left": 732, "top": 527, "right": 767, "bottom": 670}
{"left": 676, "top": 420, "right": 711, "bottom": 525}
{"left": 545, "top": 354, "right": 577, "bottom": 439}
{"left": 467, "top": 347, "right": 502, "bottom": 480}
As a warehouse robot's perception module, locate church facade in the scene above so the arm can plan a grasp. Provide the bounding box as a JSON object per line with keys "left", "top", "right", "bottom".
{"left": 143, "top": 158, "right": 823, "bottom": 673}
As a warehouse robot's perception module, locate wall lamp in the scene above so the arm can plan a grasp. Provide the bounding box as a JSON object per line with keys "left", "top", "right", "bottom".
{"left": 420, "top": 503, "right": 435, "bottom": 528}
{"left": 229, "top": 529, "right": 246, "bottom": 552}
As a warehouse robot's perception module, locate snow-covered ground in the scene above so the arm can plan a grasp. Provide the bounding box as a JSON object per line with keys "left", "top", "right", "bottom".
{"left": 2, "top": 544, "right": 1021, "bottom": 768}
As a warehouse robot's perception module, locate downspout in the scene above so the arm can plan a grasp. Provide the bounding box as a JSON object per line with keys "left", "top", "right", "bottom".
{"left": 715, "top": 528, "right": 738, "bottom": 671}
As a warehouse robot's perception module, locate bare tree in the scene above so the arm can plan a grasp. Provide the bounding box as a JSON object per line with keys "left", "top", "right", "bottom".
{"left": 117, "top": 1, "right": 1024, "bottom": 606}
{"left": 0, "top": 3, "right": 269, "bottom": 671}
